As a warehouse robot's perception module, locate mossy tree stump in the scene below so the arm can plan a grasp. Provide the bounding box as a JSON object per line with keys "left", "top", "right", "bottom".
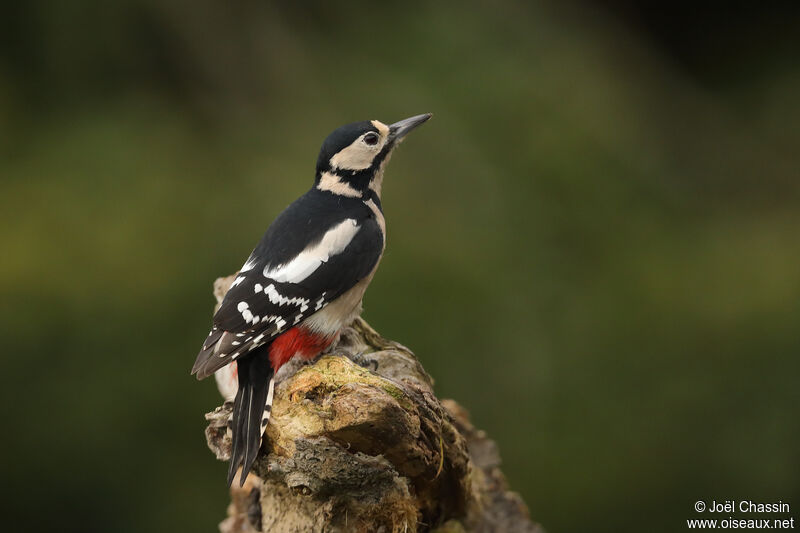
{"left": 203, "top": 275, "right": 542, "bottom": 533}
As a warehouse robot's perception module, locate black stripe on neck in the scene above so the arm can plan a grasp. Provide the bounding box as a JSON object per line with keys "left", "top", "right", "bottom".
{"left": 363, "top": 189, "right": 382, "bottom": 211}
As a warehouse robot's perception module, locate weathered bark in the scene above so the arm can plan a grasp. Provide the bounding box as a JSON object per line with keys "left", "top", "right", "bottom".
{"left": 203, "top": 275, "right": 543, "bottom": 533}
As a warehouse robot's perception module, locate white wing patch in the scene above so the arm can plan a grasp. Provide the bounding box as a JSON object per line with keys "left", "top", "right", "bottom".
{"left": 236, "top": 301, "right": 257, "bottom": 324}
{"left": 263, "top": 219, "right": 360, "bottom": 283}
{"left": 264, "top": 283, "right": 310, "bottom": 312}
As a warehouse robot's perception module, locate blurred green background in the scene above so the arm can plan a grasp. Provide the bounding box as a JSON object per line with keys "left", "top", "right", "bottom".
{"left": 1, "top": 1, "right": 799, "bottom": 532}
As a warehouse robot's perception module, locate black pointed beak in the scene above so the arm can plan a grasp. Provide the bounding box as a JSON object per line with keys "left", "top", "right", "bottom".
{"left": 389, "top": 113, "right": 432, "bottom": 142}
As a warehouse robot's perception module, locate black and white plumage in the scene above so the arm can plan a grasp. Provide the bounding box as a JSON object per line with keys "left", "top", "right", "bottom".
{"left": 192, "top": 114, "right": 431, "bottom": 486}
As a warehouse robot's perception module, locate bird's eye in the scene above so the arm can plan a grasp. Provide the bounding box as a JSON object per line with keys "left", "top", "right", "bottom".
{"left": 363, "top": 132, "right": 379, "bottom": 146}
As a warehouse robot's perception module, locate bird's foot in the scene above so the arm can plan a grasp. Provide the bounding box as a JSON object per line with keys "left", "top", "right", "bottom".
{"left": 345, "top": 350, "right": 380, "bottom": 372}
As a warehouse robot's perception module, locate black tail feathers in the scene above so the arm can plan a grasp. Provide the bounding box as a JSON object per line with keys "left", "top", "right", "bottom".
{"left": 227, "top": 348, "right": 275, "bottom": 487}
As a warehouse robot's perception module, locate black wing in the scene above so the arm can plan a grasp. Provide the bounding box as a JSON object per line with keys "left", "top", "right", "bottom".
{"left": 192, "top": 199, "right": 383, "bottom": 379}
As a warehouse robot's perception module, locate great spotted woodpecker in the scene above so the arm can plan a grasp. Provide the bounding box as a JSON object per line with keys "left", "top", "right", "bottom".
{"left": 192, "top": 114, "right": 432, "bottom": 486}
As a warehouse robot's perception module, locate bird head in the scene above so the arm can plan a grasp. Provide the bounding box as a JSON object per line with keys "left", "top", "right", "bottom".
{"left": 315, "top": 113, "right": 431, "bottom": 198}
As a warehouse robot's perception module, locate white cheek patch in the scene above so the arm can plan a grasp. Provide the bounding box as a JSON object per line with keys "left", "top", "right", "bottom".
{"left": 263, "top": 219, "right": 360, "bottom": 283}
{"left": 329, "top": 126, "right": 387, "bottom": 171}
{"left": 329, "top": 138, "right": 376, "bottom": 170}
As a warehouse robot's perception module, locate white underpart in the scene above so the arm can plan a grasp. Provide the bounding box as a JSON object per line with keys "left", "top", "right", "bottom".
{"left": 214, "top": 361, "right": 238, "bottom": 402}
{"left": 303, "top": 195, "right": 387, "bottom": 336}
{"left": 317, "top": 171, "right": 361, "bottom": 197}
{"left": 304, "top": 195, "right": 387, "bottom": 336}
{"left": 263, "top": 219, "right": 360, "bottom": 283}
{"left": 303, "top": 274, "right": 375, "bottom": 336}
{"left": 329, "top": 132, "right": 384, "bottom": 170}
